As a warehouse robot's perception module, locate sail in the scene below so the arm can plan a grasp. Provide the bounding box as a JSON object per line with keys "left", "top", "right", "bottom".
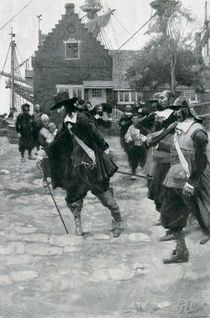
{"left": 85, "top": 10, "right": 112, "bottom": 37}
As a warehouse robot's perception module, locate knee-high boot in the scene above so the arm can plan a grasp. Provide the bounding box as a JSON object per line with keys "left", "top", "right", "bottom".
{"left": 96, "top": 188, "right": 124, "bottom": 237}
{"left": 163, "top": 230, "right": 189, "bottom": 264}
{"left": 67, "top": 200, "right": 84, "bottom": 236}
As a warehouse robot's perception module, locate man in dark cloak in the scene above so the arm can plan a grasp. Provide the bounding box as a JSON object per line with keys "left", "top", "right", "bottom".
{"left": 48, "top": 92, "right": 124, "bottom": 237}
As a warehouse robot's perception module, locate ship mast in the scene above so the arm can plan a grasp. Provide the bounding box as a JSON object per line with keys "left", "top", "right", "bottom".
{"left": 0, "top": 30, "right": 34, "bottom": 111}
{"left": 9, "top": 28, "right": 16, "bottom": 114}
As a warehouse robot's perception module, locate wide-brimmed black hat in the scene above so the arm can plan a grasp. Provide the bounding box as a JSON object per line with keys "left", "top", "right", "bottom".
{"left": 169, "top": 97, "right": 202, "bottom": 121}
{"left": 148, "top": 99, "right": 159, "bottom": 103}
{"left": 50, "top": 92, "right": 78, "bottom": 110}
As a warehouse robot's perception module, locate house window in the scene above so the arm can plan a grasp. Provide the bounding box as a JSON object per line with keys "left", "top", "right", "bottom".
{"left": 64, "top": 38, "right": 80, "bottom": 60}
{"left": 56, "top": 85, "right": 84, "bottom": 99}
{"left": 119, "top": 91, "right": 124, "bottom": 102}
{"left": 190, "top": 93, "right": 196, "bottom": 101}
{"left": 73, "top": 88, "right": 83, "bottom": 98}
{"left": 117, "top": 91, "right": 138, "bottom": 104}
{"left": 131, "top": 92, "right": 136, "bottom": 102}
{"left": 58, "top": 88, "right": 69, "bottom": 93}
{"left": 125, "top": 92, "right": 129, "bottom": 102}
{"left": 92, "top": 89, "right": 102, "bottom": 97}
{"left": 66, "top": 43, "right": 79, "bottom": 59}
{"left": 183, "top": 91, "right": 198, "bottom": 103}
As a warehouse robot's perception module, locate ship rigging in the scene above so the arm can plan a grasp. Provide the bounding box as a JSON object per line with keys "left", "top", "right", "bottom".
{"left": 0, "top": 28, "right": 34, "bottom": 115}
{"left": 0, "top": 0, "right": 158, "bottom": 116}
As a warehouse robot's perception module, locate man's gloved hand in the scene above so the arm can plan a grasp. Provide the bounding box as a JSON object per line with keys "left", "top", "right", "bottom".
{"left": 17, "top": 133, "right": 21, "bottom": 138}
{"left": 183, "top": 182, "right": 194, "bottom": 197}
{"left": 104, "top": 148, "right": 114, "bottom": 160}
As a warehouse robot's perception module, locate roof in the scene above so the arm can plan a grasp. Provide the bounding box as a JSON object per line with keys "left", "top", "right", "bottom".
{"left": 110, "top": 50, "right": 141, "bottom": 89}
{"left": 83, "top": 80, "right": 113, "bottom": 88}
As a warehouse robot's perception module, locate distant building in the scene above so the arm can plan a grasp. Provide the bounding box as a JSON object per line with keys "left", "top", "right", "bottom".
{"left": 195, "top": 10, "right": 210, "bottom": 101}
{"left": 32, "top": 3, "right": 142, "bottom": 113}
{"left": 33, "top": 3, "right": 115, "bottom": 113}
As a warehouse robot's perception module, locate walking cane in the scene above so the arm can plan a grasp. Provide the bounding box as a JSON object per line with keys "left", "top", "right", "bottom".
{"left": 37, "top": 162, "right": 69, "bottom": 234}
{"left": 117, "top": 170, "right": 153, "bottom": 180}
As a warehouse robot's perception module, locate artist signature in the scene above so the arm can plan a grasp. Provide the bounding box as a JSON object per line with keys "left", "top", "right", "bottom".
{"left": 177, "top": 301, "right": 207, "bottom": 317}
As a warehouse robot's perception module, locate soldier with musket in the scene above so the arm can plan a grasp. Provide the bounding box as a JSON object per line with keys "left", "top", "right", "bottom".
{"left": 160, "top": 99, "right": 210, "bottom": 264}
{"left": 47, "top": 92, "right": 124, "bottom": 237}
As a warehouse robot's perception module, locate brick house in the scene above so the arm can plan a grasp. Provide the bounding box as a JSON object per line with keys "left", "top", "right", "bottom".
{"left": 32, "top": 3, "right": 144, "bottom": 114}
{"left": 33, "top": 3, "right": 113, "bottom": 113}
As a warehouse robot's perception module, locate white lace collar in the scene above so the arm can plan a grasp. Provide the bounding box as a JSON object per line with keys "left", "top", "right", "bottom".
{"left": 156, "top": 109, "right": 173, "bottom": 119}
{"left": 64, "top": 112, "right": 77, "bottom": 124}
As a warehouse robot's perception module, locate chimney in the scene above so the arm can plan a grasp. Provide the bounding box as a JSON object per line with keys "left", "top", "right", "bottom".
{"left": 65, "top": 3, "right": 75, "bottom": 15}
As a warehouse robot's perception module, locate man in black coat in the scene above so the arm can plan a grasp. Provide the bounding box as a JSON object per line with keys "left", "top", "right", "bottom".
{"left": 15, "top": 103, "right": 36, "bottom": 162}
{"left": 94, "top": 104, "right": 112, "bottom": 128}
{"left": 48, "top": 92, "right": 124, "bottom": 237}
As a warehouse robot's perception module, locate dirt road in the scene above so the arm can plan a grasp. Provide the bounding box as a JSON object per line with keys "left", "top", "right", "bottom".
{"left": 0, "top": 136, "right": 209, "bottom": 318}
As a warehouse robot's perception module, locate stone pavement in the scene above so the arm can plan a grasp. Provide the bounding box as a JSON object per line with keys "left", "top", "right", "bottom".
{"left": 0, "top": 136, "right": 210, "bottom": 318}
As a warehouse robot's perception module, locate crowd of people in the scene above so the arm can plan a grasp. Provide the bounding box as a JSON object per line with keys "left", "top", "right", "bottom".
{"left": 13, "top": 90, "right": 210, "bottom": 264}
{"left": 118, "top": 90, "right": 210, "bottom": 264}
{"left": 15, "top": 100, "right": 112, "bottom": 163}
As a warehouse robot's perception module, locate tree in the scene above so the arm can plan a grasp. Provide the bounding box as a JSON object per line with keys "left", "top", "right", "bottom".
{"left": 127, "top": 0, "right": 204, "bottom": 93}
{"left": 127, "top": 38, "right": 206, "bottom": 93}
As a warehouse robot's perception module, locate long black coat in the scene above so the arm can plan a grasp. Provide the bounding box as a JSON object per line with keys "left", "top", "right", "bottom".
{"left": 47, "top": 113, "right": 118, "bottom": 202}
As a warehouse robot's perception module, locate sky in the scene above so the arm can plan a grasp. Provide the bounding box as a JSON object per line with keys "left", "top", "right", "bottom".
{"left": 0, "top": 0, "right": 208, "bottom": 114}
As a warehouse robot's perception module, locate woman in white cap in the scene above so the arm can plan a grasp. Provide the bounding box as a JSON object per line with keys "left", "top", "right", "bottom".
{"left": 37, "top": 114, "right": 57, "bottom": 187}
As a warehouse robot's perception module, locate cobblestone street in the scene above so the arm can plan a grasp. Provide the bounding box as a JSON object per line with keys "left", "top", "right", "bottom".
{"left": 0, "top": 136, "right": 210, "bottom": 318}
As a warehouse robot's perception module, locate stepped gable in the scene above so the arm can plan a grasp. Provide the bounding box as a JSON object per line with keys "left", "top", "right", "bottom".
{"left": 34, "top": 3, "right": 111, "bottom": 67}
{"left": 33, "top": 3, "right": 113, "bottom": 115}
